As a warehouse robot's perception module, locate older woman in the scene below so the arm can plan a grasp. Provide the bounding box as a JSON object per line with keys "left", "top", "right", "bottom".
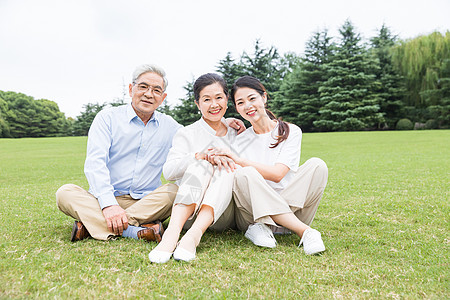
{"left": 148, "top": 73, "right": 237, "bottom": 263}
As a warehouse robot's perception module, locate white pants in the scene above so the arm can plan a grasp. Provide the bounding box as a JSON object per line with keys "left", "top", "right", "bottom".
{"left": 232, "top": 157, "right": 328, "bottom": 231}
{"left": 174, "top": 160, "right": 235, "bottom": 231}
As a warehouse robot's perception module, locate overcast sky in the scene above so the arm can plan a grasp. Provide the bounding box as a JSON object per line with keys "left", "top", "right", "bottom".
{"left": 1, "top": 0, "right": 449, "bottom": 118}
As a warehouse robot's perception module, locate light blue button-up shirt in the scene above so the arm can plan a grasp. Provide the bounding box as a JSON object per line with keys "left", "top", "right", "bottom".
{"left": 84, "top": 104, "right": 182, "bottom": 209}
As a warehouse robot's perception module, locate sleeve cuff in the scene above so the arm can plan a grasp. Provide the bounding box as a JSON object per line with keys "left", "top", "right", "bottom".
{"left": 98, "top": 193, "right": 119, "bottom": 210}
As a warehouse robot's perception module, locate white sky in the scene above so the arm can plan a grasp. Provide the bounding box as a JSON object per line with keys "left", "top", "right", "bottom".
{"left": 0, "top": 0, "right": 449, "bottom": 118}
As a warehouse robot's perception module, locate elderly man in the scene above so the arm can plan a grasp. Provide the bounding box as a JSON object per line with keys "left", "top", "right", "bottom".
{"left": 57, "top": 64, "right": 244, "bottom": 242}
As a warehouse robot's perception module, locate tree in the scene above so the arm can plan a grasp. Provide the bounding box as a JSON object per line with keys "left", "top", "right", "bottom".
{"left": 420, "top": 58, "right": 450, "bottom": 128}
{"left": 156, "top": 101, "right": 174, "bottom": 116}
{"left": 72, "top": 102, "right": 106, "bottom": 136}
{"left": 314, "top": 20, "right": 384, "bottom": 131}
{"left": 216, "top": 40, "right": 295, "bottom": 121}
{"left": 272, "top": 29, "right": 334, "bottom": 131}
{"left": 241, "top": 39, "right": 288, "bottom": 97}
{"left": 0, "top": 97, "right": 11, "bottom": 137}
{"left": 0, "top": 91, "right": 69, "bottom": 137}
{"left": 216, "top": 52, "right": 246, "bottom": 119}
{"left": 370, "top": 24, "right": 406, "bottom": 129}
{"left": 170, "top": 80, "right": 201, "bottom": 126}
{"left": 391, "top": 31, "right": 450, "bottom": 108}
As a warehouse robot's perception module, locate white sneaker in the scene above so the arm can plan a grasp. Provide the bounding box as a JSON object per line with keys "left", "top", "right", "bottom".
{"left": 299, "top": 228, "right": 325, "bottom": 255}
{"left": 244, "top": 223, "right": 277, "bottom": 248}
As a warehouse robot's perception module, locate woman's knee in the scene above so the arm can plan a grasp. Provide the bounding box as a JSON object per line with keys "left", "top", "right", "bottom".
{"left": 235, "top": 166, "right": 259, "bottom": 181}
{"left": 307, "top": 157, "right": 328, "bottom": 185}
{"left": 186, "top": 159, "right": 213, "bottom": 174}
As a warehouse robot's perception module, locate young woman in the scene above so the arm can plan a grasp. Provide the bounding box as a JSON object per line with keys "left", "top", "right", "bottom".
{"left": 148, "top": 73, "right": 237, "bottom": 263}
{"left": 211, "top": 75, "right": 328, "bottom": 255}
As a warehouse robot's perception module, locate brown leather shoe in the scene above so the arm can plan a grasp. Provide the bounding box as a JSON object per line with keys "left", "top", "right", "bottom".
{"left": 138, "top": 220, "right": 164, "bottom": 243}
{"left": 71, "top": 221, "right": 91, "bottom": 242}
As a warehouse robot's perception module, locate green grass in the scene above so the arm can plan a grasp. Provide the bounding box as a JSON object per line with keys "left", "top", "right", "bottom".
{"left": 0, "top": 131, "right": 449, "bottom": 299}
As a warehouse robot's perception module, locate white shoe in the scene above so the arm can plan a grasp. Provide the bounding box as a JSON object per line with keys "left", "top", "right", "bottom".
{"left": 299, "top": 228, "right": 325, "bottom": 255}
{"left": 148, "top": 249, "right": 172, "bottom": 264}
{"left": 244, "top": 223, "right": 277, "bottom": 248}
{"left": 173, "top": 246, "right": 196, "bottom": 262}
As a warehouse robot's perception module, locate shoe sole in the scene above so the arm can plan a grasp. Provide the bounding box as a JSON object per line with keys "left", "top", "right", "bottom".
{"left": 305, "top": 246, "right": 326, "bottom": 255}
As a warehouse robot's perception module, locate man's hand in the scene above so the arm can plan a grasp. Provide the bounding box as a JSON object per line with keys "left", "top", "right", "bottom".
{"left": 226, "top": 118, "right": 246, "bottom": 135}
{"left": 102, "top": 205, "right": 129, "bottom": 235}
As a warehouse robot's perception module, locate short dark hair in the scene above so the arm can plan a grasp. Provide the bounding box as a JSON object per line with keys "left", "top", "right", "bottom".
{"left": 193, "top": 73, "right": 228, "bottom": 102}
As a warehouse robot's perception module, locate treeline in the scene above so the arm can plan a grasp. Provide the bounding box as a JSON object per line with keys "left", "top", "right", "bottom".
{"left": 0, "top": 91, "right": 124, "bottom": 138}
{"left": 1, "top": 20, "right": 449, "bottom": 138}
{"left": 166, "top": 20, "right": 449, "bottom": 131}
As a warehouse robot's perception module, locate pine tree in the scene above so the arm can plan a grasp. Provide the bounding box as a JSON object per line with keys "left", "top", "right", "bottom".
{"left": 216, "top": 52, "right": 245, "bottom": 119}
{"left": 170, "top": 80, "right": 201, "bottom": 126}
{"left": 370, "top": 24, "right": 406, "bottom": 129}
{"left": 314, "top": 20, "right": 384, "bottom": 131}
{"left": 272, "top": 30, "right": 334, "bottom": 131}
{"left": 241, "top": 39, "right": 287, "bottom": 96}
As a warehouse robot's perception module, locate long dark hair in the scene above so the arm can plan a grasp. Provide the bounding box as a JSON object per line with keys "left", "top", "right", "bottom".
{"left": 231, "top": 75, "right": 289, "bottom": 148}
{"left": 193, "top": 73, "right": 228, "bottom": 102}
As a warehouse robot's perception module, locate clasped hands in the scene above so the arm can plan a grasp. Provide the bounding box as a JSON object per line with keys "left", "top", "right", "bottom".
{"left": 195, "top": 147, "right": 240, "bottom": 172}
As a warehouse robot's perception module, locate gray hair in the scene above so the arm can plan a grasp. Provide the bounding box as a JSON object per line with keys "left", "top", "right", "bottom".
{"left": 132, "top": 64, "right": 168, "bottom": 91}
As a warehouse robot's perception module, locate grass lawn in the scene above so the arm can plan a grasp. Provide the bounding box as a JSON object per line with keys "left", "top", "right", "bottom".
{"left": 0, "top": 130, "right": 448, "bottom": 299}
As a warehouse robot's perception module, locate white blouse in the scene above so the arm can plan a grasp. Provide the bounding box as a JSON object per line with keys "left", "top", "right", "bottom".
{"left": 163, "top": 117, "right": 237, "bottom": 182}
{"left": 233, "top": 122, "right": 302, "bottom": 192}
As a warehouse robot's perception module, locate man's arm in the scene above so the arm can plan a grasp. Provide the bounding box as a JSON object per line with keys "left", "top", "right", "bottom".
{"left": 84, "top": 112, "right": 128, "bottom": 235}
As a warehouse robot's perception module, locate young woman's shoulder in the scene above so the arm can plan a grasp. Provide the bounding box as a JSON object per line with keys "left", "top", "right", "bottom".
{"left": 287, "top": 123, "right": 302, "bottom": 135}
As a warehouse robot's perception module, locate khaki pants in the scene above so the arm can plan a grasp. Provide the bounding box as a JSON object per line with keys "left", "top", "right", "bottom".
{"left": 233, "top": 157, "right": 328, "bottom": 231}
{"left": 56, "top": 183, "right": 178, "bottom": 240}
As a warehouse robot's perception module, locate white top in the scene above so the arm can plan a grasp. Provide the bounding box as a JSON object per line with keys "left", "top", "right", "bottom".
{"left": 163, "top": 117, "right": 237, "bottom": 182}
{"left": 234, "top": 122, "right": 302, "bottom": 192}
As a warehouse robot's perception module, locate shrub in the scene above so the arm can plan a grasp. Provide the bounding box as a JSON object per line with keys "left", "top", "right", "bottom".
{"left": 396, "top": 118, "right": 413, "bottom": 130}
{"left": 425, "top": 119, "right": 438, "bottom": 129}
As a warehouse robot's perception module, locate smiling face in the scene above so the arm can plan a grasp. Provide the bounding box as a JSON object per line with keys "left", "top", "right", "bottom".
{"left": 233, "top": 87, "right": 268, "bottom": 125}
{"left": 196, "top": 82, "right": 228, "bottom": 125}
{"left": 129, "top": 72, "right": 167, "bottom": 124}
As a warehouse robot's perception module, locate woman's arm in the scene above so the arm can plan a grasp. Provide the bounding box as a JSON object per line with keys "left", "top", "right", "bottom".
{"left": 236, "top": 158, "right": 289, "bottom": 183}
{"left": 208, "top": 149, "right": 289, "bottom": 182}
{"left": 163, "top": 128, "right": 198, "bottom": 181}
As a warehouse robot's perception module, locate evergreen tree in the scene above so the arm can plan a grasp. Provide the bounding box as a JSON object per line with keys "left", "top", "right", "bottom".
{"left": 216, "top": 52, "right": 245, "bottom": 119}
{"left": 72, "top": 102, "right": 106, "bottom": 136}
{"left": 370, "top": 24, "right": 406, "bottom": 129}
{"left": 170, "top": 80, "right": 201, "bottom": 126}
{"left": 241, "top": 39, "right": 287, "bottom": 96}
{"left": 272, "top": 30, "right": 334, "bottom": 131}
{"left": 156, "top": 100, "right": 174, "bottom": 116}
{"left": 314, "top": 20, "right": 384, "bottom": 131}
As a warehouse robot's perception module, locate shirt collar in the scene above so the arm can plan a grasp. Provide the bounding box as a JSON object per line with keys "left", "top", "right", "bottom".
{"left": 199, "top": 117, "right": 228, "bottom": 135}
{"left": 126, "top": 103, "right": 160, "bottom": 126}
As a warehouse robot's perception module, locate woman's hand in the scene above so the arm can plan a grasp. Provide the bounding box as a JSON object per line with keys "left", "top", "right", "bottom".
{"left": 210, "top": 155, "right": 236, "bottom": 172}
{"left": 208, "top": 147, "right": 243, "bottom": 166}
{"left": 194, "top": 149, "right": 236, "bottom": 172}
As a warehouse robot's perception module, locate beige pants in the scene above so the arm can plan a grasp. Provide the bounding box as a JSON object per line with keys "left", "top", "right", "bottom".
{"left": 175, "top": 160, "right": 235, "bottom": 231}
{"left": 233, "top": 157, "right": 328, "bottom": 231}
{"left": 56, "top": 183, "right": 178, "bottom": 240}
